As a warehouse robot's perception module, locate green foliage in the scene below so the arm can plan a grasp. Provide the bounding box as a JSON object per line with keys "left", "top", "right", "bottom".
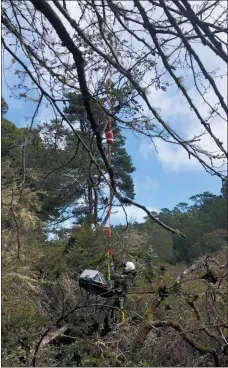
{"left": 2, "top": 96, "right": 9, "bottom": 115}
{"left": 221, "top": 178, "right": 227, "bottom": 198}
{"left": 155, "top": 189, "right": 227, "bottom": 264}
{"left": 63, "top": 92, "right": 135, "bottom": 221}
{"left": 2, "top": 96, "right": 227, "bottom": 367}
{"left": 188, "top": 231, "right": 227, "bottom": 260}
{"left": 1, "top": 117, "right": 26, "bottom": 162}
{"left": 33, "top": 90, "right": 136, "bottom": 226}
{"left": 142, "top": 222, "right": 173, "bottom": 262}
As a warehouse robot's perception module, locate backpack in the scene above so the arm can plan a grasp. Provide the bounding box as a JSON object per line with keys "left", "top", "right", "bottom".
{"left": 79, "top": 269, "right": 108, "bottom": 295}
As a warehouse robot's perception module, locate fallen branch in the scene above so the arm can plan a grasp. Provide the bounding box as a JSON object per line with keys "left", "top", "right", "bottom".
{"left": 39, "top": 325, "right": 70, "bottom": 348}
{"left": 131, "top": 318, "right": 220, "bottom": 366}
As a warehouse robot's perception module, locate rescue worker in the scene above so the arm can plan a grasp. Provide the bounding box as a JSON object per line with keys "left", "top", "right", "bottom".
{"left": 112, "top": 261, "right": 136, "bottom": 292}
{"left": 85, "top": 261, "right": 136, "bottom": 336}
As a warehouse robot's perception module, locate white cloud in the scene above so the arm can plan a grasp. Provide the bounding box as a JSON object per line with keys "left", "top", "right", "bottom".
{"left": 140, "top": 117, "right": 227, "bottom": 174}
{"left": 3, "top": 0, "right": 227, "bottom": 177}
{"left": 139, "top": 49, "right": 227, "bottom": 173}
{"left": 153, "top": 140, "right": 202, "bottom": 172}
{"left": 111, "top": 205, "right": 159, "bottom": 224}
{"left": 116, "top": 2, "right": 227, "bottom": 174}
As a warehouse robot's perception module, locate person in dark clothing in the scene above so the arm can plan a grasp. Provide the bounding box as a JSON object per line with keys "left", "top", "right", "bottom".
{"left": 86, "top": 261, "right": 136, "bottom": 336}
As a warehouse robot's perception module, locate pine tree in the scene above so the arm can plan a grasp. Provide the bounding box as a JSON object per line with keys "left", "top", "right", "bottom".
{"left": 63, "top": 92, "right": 135, "bottom": 225}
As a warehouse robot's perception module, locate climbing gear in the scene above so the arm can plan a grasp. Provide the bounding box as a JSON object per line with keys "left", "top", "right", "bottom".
{"left": 108, "top": 248, "right": 115, "bottom": 270}
{"left": 106, "top": 129, "right": 114, "bottom": 144}
{"left": 103, "top": 227, "right": 115, "bottom": 281}
{"left": 107, "top": 247, "right": 115, "bottom": 280}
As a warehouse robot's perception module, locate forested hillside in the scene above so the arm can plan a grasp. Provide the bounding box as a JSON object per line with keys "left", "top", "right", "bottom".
{"left": 2, "top": 96, "right": 228, "bottom": 367}
{"left": 1, "top": 0, "right": 228, "bottom": 367}
{"left": 133, "top": 186, "right": 228, "bottom": 265}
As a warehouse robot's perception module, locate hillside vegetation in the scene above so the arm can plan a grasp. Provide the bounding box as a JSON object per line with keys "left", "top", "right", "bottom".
{"left": 2, "top": 98, "right": 228, "bottom": 367}
{"left": 1, "top": 0, "right": 227, "bottom": 365}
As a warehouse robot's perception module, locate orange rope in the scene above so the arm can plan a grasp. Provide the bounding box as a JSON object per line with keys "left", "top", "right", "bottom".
{"left": 106, "top": 70, "right": 126, "bottom": 322}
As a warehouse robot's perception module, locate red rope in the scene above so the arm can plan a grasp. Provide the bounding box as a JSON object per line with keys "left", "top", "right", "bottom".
{"left": 105, "top": 71, "right": 115, "bottom": 271}
{"left": 108, "top": 75, "right": 112, "bottom": 228}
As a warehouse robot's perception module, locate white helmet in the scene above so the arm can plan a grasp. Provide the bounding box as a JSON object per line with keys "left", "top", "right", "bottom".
{"left": 124, "top": 261, "right": 136, "bottom": 273}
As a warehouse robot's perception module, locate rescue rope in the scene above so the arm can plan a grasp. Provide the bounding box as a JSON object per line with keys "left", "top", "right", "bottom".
{"left": 104, "top": 66, "right": 115, "bottom": 281}
{"left": 104, "top": 58, "right": 126, "bottom": 323}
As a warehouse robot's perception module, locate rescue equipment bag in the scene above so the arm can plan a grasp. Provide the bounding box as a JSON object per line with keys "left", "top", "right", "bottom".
{"left": 79, "top": 269, "right": 108, "bottom": 294}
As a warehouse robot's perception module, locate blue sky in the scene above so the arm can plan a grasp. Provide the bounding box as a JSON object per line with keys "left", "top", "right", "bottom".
{"left": 125, "top": 131, "right": 222, "bottom": 210}
{"left": 3, "top": 78, "right": 223, "bottom": 226}
{"left": 2, "top": 0, "right": 226, "bottom": 227}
